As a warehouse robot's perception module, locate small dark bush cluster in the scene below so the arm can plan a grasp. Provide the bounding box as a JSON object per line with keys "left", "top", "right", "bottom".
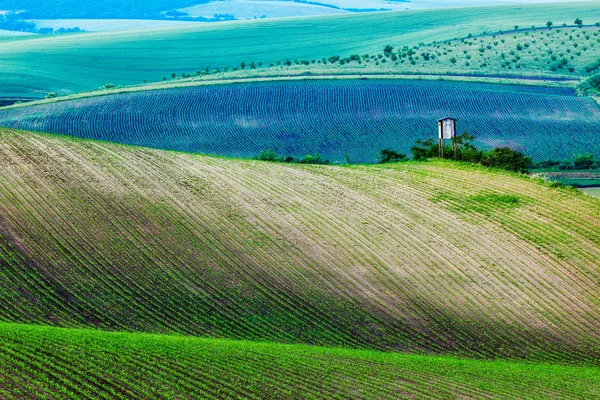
{"left": 411, "top": 132, "right": 533, "bottom": 173}
{"left": 256, "top": 150, "right": 330, "bottom": 165}
{"left": 379, "top": 149, "right": 407, "bottom": 164}
{"left": 578, "top": 74, "right": 600, "bottom": 95}
{"left": 533, "top": 154, "right": 599, "bottom": 170}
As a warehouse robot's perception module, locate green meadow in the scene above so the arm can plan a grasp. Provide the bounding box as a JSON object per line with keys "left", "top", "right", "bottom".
{"left": 1, "top": 2, "right": 600, "bottom": 98}
{"left": 1, "top": 322, "right": 599, "bottom": 399}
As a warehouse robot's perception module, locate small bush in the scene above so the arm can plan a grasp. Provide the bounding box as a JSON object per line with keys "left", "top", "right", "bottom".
{"left": 379, "top": 149, "right": 407, "bottom": 164}
{"left": 257, "top": 149, "right": 279, "bottom": 162}
{"left": 483, "top": 147, "right": 533, "bottom": 173}
{"left": 574, "top": 153, "right": 598, "bottom": 170}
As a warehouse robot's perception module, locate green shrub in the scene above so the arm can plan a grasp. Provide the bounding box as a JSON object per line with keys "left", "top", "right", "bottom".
{"left": 258, "top": 149, "right": 280, "bottom": 162}
{"left": 379, "top": 149, "right": 407, "bottom": 163}
{"left": 298, "top": 154, "right": 329, "bottom": 165}
{"left": 483, "top": 147, "right": 533, "bottom": 173}
{"left": 574, "top": 153, "right": 598, "bottom": 170}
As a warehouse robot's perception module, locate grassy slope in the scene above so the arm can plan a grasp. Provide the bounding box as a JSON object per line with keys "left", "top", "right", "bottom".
{"left": 1, "top": 128, "right": 600, "bottom": 364}
{"left": 1, "top": 2, "right": 599, "bottom": 98}
{"left": 582, "top": 187, "right": 600, "bottom": 198}
{"left": 252, "top": 26, "right": 600, "bottom": 78}
{"left": 1, "top": 323, "right": 599, "bottom": 400}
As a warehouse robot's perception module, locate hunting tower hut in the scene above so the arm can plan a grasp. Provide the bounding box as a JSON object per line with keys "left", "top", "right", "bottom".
{"left": 438, "top": 117, "right": 457, "bottom": 157}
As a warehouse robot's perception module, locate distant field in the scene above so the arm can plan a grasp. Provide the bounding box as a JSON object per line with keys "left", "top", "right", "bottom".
{"left": 29, "top": 19, "right": 202, "bottom": 32}
{"left": 249, "top": 26, "right": 600, "bottom": 80}
{"left": 0, "top": 29, "right": 34, "bottom": 36}
{"left": 410, "top": 0, "right": 597, "bottom": 8}
{"left": 0, "top": 323, "right": 599, "bottom": 399}
{"left": 542, "top": 171, "right": 600, "bottom": 187}
{"left": 180, "top": 0, "right": 349, "bottom": 20}
{"left": 1, "top": 80, "right": 599, "bottom": 162}
{"left": 582, "top": 187, "right": 600, "bottom": 198}
{"left": 1, "top": 127, "right": 600, "bottom": 364}
{"left": 1, "top": 2, "right": 599, "bottom": 98}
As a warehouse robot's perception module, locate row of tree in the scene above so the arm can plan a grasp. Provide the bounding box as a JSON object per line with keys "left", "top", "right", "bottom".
{"left": 534, "top": 154, "right": 598, "bottom": 170}
{"left": 256, "top": 149, "right": 330, "bottom": 165}
{"left": 380, "top": 133, "right": 599, "bottom": 174}
{"left": 254, "top": 133, "right": 598, "bottom": 175}
{"left": 380, "top": 132, "right": 533, "bottom": 173}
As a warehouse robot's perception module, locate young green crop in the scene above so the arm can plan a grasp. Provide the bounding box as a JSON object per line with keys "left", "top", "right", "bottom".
{"left": 0, "top": 323, "right": 599, "bottom": 399}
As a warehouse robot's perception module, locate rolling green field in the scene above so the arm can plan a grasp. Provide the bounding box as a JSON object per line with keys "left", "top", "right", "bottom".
{"left": 243, "top": 26, "right": 600, "bottom": 79}
{"left": 1, "top": 2, "right": 600, "bottom": 98}
{"left": 1, "top": 127, "right": 600, "bottom": 366}
{"left": 2, "top": 80, "right": 599, "bottom": 162}
{"left": 3, "top": 1, "right": 600, "bottom": 396}
{"left": 1, "top": 323, "right": 599, "bottom": 399}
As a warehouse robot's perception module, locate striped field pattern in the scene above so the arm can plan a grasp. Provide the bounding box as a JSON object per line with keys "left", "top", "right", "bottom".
{"left": 1, "top": 80, "right": 599, "bottom": 162}
{"left": 1, "top": 128, "right": 600, "bottom": 366}
{"left": 0, "top": 323, "right": 599, "bottom": 399}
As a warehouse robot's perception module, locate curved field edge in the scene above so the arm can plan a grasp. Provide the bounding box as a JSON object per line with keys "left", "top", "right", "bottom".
{"left": 1, "top": 128, "right": 600, "bottom": 364}
{"left": 0, "top": 73, "right": 579, "bottom": 111}
{"left": 1, "top": 323, "right": 599, "bottom": 400}
{"left": 1, "top": 80, "right": 598, "bottom": 163}
{"left": 0, "top": 2, "right": 599, "bottom": 97}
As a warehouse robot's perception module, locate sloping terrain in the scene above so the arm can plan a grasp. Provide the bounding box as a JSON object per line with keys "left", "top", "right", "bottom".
{"left": 1, "top": 323, "right": 599, "bottom": 399}
{"left": 1, "top": 2, "right": 599, "bottom": 97}
{"left": 1, "top": 80, "right": 598, "bottom": 162}
{"left": 1, "top": 128, "right": 600, "bottom": 364}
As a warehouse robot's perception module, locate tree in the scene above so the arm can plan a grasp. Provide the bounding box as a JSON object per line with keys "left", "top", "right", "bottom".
{"left": 574, "top": 18, "right": 583, "bottom": 27}
{"left": 171, "top": 72, "right": 176, "bottom": 79}
{"left": 250, "top": 61, "right": 256, "bottom": 69}
{"left": 547, "top": 21, "right": 553, "bottom": 29}
{"left": 411, "top": 138, "right": 437, "bottom": 160}
{"left": 573, "top": 153, "right": 597, "bottom": 170}
{"left": 379, "top": 149, "right": 407, "bottom": 164}
{"left": 298, "top": 154, "right": 329, "bottom": 165}
{"left": 383, "top": 45, "right": 394, "bottom": 56}
{"left": 483, "top": 147, "right": 532, "bottom": 173}
{"left": 257, "top": 149, "right": 279, "bottom": 162}
{"left": 514, "top": 25, "right": 519, "bottom": 31}
{"left": 240, "top": 61, "right": 246, "bottom": 70}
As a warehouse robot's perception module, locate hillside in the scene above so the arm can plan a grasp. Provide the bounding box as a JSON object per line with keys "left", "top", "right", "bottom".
{"left": 1, "top": 128, "right": 600, "bottom": 364}
{"left": 1, "top": 2, "right": 599, "bottom": 98}
{"left": 1, "top": 323, "right": 599, "bottom": 399}
{"left": 1, "top": 80, "right": 598, "bottom": 162}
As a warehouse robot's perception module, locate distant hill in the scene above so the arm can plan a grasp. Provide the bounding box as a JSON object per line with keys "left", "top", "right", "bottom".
{"left": 0, "top": 0, "right": 594, "bottom": 20}
{"left": 1, "top": 127, "right": 600, "bottom": 364}
{"left": 0, "top": 0, "right": 206, "bottom": 19}
{"left": 0, "top": 2, "right": 599, "bottom": 98}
